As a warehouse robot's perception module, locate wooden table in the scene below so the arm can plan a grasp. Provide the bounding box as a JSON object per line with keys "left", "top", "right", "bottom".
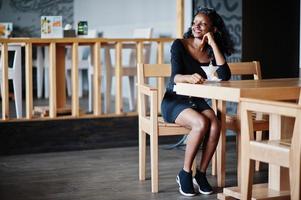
{"left": 175, "top": 78, "right": 301, "bottom": 199}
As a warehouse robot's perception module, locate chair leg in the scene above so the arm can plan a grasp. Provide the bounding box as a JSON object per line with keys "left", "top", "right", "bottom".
{"left": 211, "top": 152, "right": 217, "bottom": 176}
{"left": 44, "top": 47, "right": 49, "bottom": 98}
{"left": 236, "top": 132, "right": 241, "bottom": 187}
{"left": 36, "top": 64, "right": 44, "bottom": 99}
{"left": 216, "top": 100, "right": 226, "bottom": 187}
{"left": 241, "top": 158, "right": 254, "bottom": 200}
{"left": 139, "top": 128, "right": 146, "bottom": 181}
{"left": 13, "top": 73, "right": 22, "bottom": 118}
{"left": 105, "top": 69, "right": 112, "bottom": 113}
{"left": 290, "top": 168, "right": 301, "bottom": 200}
{"left": 78, "top": 70, "right": 83, "bottom": 98}
{"left": 88, "top": 73, "right": 93, "bottom": 112}
{"left": 36, "top": 47, "right": 44, "bottom": 99}
{"left": 191, "top": 158, "right": 197, "bottom": 176}
{"left": 211, "top": 99, "right": 217, "bottom": 176}
{"left": 128, "top": 76, "right": 136, "bottom": 111}
{"left": 65, "top": 70, "right": 72, "bottom": 97}
{"left": 289, "top": 151, "right": 301, "bottom": 199}
{"left": 150, "top": 132, "right": 159, "bottom": 193}
{"left": 44, "top": 67, "right": 49, "bottom": 98}
{"left": 255, "top": 131, "right": 263, "bottom": 171}
{"left": 13, "top": 47, "right": 22, "bottom": 118}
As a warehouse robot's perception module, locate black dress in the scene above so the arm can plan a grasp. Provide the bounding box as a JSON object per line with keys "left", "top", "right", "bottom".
{"left": 161, "top": 39, "right": 231, "bottom": 123}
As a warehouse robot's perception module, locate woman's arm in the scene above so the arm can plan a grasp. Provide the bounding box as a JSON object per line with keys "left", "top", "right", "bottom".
{"left": 174, "top": 73, "right": 204, "bottom": 84}
{"left": 171, "top": 39, "right": 205, "bottom": 84}
{"left": 203, "top": 32, "right": 231, "bottom": 80}
{"left": 203, "top": 32, "right": 225, "bottom": 65}
{"left": 216, "top": 62, "right": 231, "bottom": 80}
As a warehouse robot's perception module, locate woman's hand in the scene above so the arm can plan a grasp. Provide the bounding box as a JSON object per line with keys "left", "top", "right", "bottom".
{"left": 187, "top": 73, "right": 205, "bottom": 84}
{"left": 201, "top": 32, "right": 216, "bottom": 47}
{"left": 174, "top": 74, "right": 205, "bottom": 84}
{"left": 201, "top": 32, "right": 225, "bottom": 65}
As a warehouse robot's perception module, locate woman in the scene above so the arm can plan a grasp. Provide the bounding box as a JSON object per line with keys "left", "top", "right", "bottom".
{"left": 161, "top": 7, "right": 234, "bottom": 196}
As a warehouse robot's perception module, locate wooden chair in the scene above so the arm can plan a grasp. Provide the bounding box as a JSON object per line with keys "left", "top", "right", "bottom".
{"left": 211, "top": 61, "right": 269, "bottom": 179}
{"left": 137, "top": 63, "right": 191, "bottom": 193}
{"left": 240, "top": 95, "right": 301, "bottom": 199}
{"left": 0, "top": 45, "right": 22, "bottom": 118}
{"left": 228, "top": 61, "right": 269, "bottom": 171}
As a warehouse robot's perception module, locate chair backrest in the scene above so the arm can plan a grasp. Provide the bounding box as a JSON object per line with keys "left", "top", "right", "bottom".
{"left": 228, "top": 61, "right": 262, "bottom": 80}
{"left": 0, "top": 45, "right": 22, "bottom": 82}
{"left": 137, "top": 63, "right": 171, "bottom": 116}
{"left": 0, "top": 45, "right": 21, "bottom": 70}
{"left": 226, "top": 61, "right": 262, "bottom": 116}
{"left": 137, "top": 63, "right": 170, "bottom": 83}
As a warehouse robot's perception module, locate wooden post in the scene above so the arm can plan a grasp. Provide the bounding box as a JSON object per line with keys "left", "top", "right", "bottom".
{"left": 211, "top": 99, "right": 218, "bottom": 176}
{"left": 93, "top": 42, "right": 101, "bottom": 115}
{"left": 25, "top": 43, "right": 33, "bottom": 119}
{"left": 137, "top": 42, "right": 144, "bottom": 64}
{"left": 157, "top": 42, "right": 164, "bottom": 110}
{"left": 176, "top": 0, "right": 184, "bottom": 38}
{"left": 104, "top": 46, "right": 112, "bottom": 113}
{"left": 1, "top": 43, "right": 9, "bottom": 120}
{"left": 115, "top": 42, "right": 123, "bottom": 114}
{"left": 71, "top": 42, "right": 79, "bottom": 117}
{"left": 56, "top": 45, "right": 66, "bottom": 109}
{"left": 217, "top": 100, "right": 226, "bottom": 187}
{"left": 49, "top": 42, "right": 57, "bottom": 118}
{"left": 136, "top": 42, "right": 144, "bottom": 112}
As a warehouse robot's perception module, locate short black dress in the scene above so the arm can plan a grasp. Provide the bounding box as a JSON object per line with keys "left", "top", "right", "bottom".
{"left": 161, "top": 39, "right": 231, "bottom": 123}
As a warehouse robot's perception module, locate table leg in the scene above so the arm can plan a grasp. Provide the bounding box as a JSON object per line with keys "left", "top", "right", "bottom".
{"left": 217, "top": 99, "right": 226, "bottom": 187}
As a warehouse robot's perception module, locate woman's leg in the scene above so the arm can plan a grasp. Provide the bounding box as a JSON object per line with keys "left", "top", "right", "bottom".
{"left": 175, "top": 108, "right": 210, "bottom": 172}
{"left": 199, "top": 109, "right": 221, "bottom": 172}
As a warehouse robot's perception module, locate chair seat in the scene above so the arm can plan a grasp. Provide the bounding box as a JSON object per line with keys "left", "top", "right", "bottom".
{"left": 158, "top": 117, "right": 181, "bottom": 127}
{"left": 157, "top": 117, "right": 190, "bottom": 136}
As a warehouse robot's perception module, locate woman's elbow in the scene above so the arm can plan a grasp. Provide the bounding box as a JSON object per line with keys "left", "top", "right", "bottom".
{"left": 217, "top": 64, "right": 231, "bottom": 81}
{"left": 223, "top": 73, "right": 231, "bottom": 81}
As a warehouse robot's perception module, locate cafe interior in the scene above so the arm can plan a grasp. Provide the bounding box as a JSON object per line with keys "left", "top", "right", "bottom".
{"left": 0, "top": 0, "right": 300, "bottom": 199}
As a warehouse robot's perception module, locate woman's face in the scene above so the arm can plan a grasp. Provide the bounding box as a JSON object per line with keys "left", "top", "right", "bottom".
{"left": 191, "top": 13, "right": 213, "bottom": 39}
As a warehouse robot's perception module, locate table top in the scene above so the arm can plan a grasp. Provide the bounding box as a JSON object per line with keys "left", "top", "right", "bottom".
{"left": 175, "top": 78, "right": 301, "bottom": 102}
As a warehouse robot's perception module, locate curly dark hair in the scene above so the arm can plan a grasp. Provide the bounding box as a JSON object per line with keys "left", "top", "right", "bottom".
{"left": 183, "top": 7, "right": 235, "bottom": 58}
